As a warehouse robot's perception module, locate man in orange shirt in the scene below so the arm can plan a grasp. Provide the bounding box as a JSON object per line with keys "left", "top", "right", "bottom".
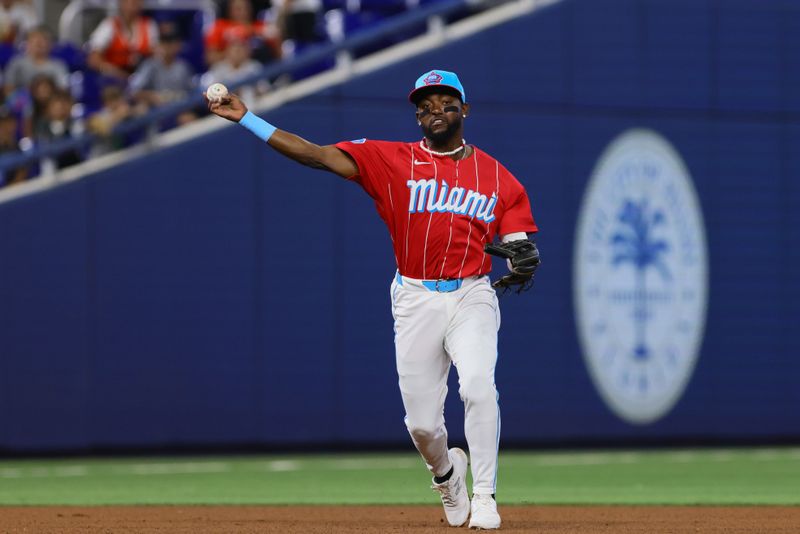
{"left": 205, "top": 0, "right": 281, "bottom": 66}
{"left": 87, "top": 0, "right": 159, "bottom": 80}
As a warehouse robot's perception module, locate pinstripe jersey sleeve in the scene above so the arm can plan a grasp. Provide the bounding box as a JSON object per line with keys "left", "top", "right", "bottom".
{"left": 497, "top": 169, "right": 538, "bottom": 236}
{"left": 334, "top": 139, "right": 397, "bottom": 200}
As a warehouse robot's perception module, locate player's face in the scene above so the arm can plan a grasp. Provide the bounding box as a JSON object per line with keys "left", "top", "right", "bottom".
{"left": 415, "top": 93, "right": 468, "bottom": 145}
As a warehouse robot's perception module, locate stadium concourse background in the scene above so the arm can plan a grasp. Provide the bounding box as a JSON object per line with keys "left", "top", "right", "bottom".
{"left": 0, "top": 0, "right": 798, "bottom": 453}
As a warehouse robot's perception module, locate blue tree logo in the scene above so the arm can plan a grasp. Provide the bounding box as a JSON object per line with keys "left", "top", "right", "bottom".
{"left": 610, "top": 199, "right": 671, "bottom": 360}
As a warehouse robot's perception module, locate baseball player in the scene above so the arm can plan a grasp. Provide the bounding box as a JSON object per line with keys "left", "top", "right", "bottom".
{"left": 207, "top": 70, "right": 540, "bottom": 529}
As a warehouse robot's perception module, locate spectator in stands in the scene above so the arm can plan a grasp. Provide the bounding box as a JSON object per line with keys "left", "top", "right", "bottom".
{"left": 273, "top": 0, "right": 323, "bottom": 47}
{"left": 35, "top": 89, "right": 83, "bottom": 169}
{"left": 87, "top": 0, "right": 159, "bottom": 81}
{"left": 14, "top": 74, "right": 57, "bottom": 137}
{"left": 3, "top": 26, "right": 70, "bottom": 97}
{"left": 87, "top": 85, "right": 133, "bottom": 155}
{"left": 0, "top": 107, "right": 26, "bottom": 185}
{"left": 205, "top": 0, "right": 281, "bottom": 67}
{"left": 0, "top": 0, "right": 37, "bottom": 46}
{"left": 129, "top": 23, "right": 196, "bottom": 124}
{"left": 201, "top": 33, "right": 267, "bottom": 105}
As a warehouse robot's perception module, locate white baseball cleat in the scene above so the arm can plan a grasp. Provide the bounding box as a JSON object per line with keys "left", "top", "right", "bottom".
{"left": 469, "top": 493, "right": 501, "bottom": 529}
{"left": 431, "top": 447, "right": 470, "bottom": 527}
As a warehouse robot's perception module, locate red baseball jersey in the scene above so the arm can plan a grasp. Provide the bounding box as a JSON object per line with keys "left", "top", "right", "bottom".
{"left": 335, "top": 139, "right": 538, "bottom": 280}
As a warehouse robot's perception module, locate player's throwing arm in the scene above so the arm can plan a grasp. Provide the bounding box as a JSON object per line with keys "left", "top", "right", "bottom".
{"left": 205, "top": 86, "right": 358, "bottom": 178}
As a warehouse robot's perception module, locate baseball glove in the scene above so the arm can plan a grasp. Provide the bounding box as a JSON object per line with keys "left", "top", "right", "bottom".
{"left": 484, "top": 239, "right": 541, "bottom": 294}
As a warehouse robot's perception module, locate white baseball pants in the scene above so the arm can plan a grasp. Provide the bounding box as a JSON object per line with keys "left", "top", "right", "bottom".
{"left": 390, "top": 272, "right": 501, "bottom": 496}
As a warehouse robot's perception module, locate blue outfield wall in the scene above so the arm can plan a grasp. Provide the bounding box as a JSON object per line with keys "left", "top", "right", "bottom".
{"left": 1, "top": 0, "right": 799, "bottom": 451}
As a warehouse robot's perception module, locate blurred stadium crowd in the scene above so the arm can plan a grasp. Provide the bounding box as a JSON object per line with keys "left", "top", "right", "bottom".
{"left": 0, "top": 0, "right": 444, "bottom": 187}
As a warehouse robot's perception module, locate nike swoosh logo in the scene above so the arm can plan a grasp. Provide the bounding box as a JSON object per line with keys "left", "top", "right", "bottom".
{"left": 414, "top": 160, "right": 432, "bottom": 165}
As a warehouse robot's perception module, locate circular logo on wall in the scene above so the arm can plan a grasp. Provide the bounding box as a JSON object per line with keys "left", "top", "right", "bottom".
{"left": 574, "top": 129, "right": 708, "bottom": 425}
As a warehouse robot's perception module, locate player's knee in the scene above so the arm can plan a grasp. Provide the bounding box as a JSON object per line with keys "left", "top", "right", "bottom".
{"left": 459, "top": 375, "right": 497, "bottom": 405}
{"left": 406, "top": 420, "right": 441, "bottom": 443}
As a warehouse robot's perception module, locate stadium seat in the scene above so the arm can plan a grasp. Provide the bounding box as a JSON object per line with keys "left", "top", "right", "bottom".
{"left": 51, "top": 42, "right": 86, "bottom": 72}
{"left": 0, "top": 43, "right": 17, "bottom": 69}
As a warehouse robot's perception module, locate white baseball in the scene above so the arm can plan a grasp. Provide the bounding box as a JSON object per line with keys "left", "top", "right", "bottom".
{"left": 206, "top": 82, "right": 229, "bottom": 102}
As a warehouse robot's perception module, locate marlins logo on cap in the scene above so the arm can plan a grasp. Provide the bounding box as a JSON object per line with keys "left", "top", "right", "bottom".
{"left": 424, "top": 72, "right": 443, "bottom": 84}
{"left": 409, "top": 70, "right": 467, "bottom": 104}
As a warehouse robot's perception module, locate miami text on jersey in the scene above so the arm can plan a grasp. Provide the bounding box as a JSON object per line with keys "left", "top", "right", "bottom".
{"left": 407, "top": 179, "right": 497, "bottom": 223}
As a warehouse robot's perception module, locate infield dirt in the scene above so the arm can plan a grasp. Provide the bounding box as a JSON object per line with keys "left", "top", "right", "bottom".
{"left": 0, "top": 505, "right": 798, "bottom": 533}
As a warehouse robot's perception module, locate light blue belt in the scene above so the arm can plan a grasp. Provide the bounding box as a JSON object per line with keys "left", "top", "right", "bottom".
{"left": 395, "top": 272, "right": 464, "bottom": 293}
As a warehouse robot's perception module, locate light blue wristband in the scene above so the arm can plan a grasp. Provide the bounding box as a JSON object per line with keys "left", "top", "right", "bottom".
{"left": 239, "top": 111, "right": 277, "bottom": 142}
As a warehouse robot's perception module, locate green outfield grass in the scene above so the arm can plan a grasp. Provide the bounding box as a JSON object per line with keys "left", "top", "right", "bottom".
{"left": 0, "top": 448, "right": 797, "bottom": 506}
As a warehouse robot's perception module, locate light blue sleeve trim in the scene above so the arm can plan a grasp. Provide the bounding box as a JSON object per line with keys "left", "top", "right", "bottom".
{"left": 238, "top": 111, "right": 277, "bottom": 142}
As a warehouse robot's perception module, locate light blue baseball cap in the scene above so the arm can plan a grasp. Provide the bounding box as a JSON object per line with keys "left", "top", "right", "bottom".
{"left": 408, "top": 69, "right": 467, "bottom": 104}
